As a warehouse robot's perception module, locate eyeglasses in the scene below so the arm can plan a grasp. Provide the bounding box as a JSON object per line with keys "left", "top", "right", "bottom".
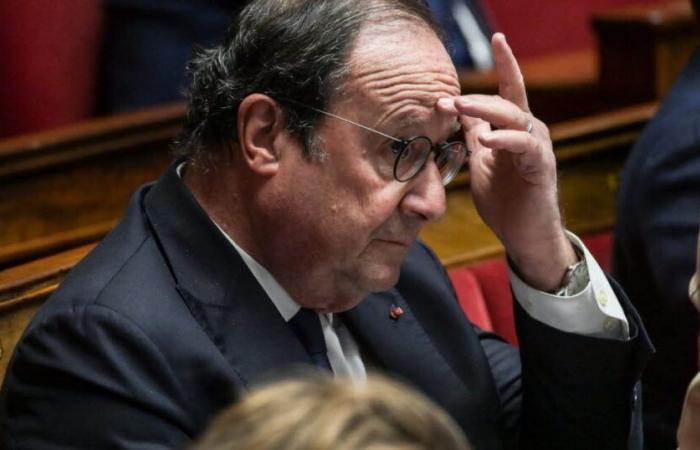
{"left": 282, "top": 100, "right": 469, "bottom": 185}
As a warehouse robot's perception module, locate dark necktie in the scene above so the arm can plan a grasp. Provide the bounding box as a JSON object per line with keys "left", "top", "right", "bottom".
{"left": 288, "top": 308, "right": 333, "bottom": 372}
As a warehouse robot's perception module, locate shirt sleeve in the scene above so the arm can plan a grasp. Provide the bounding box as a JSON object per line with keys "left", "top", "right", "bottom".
{"left": 508, "top": 231, "right": 630, "bottom": 340}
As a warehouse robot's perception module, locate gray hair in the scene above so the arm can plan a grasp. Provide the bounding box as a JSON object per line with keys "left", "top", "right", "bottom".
{"left": 175, "top": 0, "right": 441, "bottom": 163}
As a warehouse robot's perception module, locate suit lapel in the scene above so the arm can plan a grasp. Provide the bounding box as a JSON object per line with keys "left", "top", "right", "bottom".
{"left": 342, "top": 289, "right": 474, "bottom": 405}
{"left": 175, "top": 282, "right": 312, "bottom": 388}
{"left": 144, "top": 162, "right": 312, "bottom": 388}
{"left": 342, "top": 243, "right": 505, "bottom": 449}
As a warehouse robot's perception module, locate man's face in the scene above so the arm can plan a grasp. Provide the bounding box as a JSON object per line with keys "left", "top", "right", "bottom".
{"left": 262, "top": 21, "right": 461, "bottom": 312}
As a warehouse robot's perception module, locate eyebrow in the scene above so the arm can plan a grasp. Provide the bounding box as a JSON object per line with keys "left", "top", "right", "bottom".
{"left": 392, "top": 112, "right": 461, "bottom": 142}
{"left": 398, "top": 113, "right": 425, "bottom": 129}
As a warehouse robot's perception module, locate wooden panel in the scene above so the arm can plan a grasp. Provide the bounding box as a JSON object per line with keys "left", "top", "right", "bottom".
{"left": 593, "top": 0, "right": 700, "bottom": 105}
{"left": 459, "top": 49, "right": 602, "bottom": 124}
{"left": 0, "top": 103, "right": 183, "bottom": 269}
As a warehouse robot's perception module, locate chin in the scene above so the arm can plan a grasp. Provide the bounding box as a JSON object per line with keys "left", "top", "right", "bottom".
{"left": 364, "top": 264, "right": 402, "bottom": 293}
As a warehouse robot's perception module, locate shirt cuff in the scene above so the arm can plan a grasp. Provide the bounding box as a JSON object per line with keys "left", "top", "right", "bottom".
{"left": 508, "top": 231, "right": 630, "bottom": 340}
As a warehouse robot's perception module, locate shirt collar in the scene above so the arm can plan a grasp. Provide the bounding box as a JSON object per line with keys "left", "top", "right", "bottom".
{"left": 213, "top": 221, "right": 301, "bottom": 322}
{"left": 176, "top": 162, "right": 301, "bottom": 322}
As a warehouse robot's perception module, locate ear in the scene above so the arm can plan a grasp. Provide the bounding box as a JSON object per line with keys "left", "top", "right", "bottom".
{"left": 237, "top": 94, "right": 287, "bottom": 176}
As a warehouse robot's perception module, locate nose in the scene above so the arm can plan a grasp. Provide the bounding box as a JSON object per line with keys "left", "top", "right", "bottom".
{"left": 399, "top": 158, "right": 447, "bottom": 223}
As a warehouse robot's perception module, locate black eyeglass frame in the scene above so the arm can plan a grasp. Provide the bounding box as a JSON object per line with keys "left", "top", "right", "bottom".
{"left": 279, "top": 99, "right": 469, "bottom": 185}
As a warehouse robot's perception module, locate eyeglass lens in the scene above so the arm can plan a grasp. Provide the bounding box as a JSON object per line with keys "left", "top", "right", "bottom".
{"left": 393, "top": 137, "right": 467, "bottom": 185}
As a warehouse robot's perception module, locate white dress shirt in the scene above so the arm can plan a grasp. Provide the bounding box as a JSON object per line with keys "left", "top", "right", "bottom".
{"left": 213, "top": 222, "right": 368, "bottom": 381}
{"left": 509, "top": 231, "right": 629, "bottom": 340}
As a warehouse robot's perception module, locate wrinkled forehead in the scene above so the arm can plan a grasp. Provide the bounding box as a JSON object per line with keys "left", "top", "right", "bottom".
{"left": 338, "top": 20, "right": 461, "bottom": 127}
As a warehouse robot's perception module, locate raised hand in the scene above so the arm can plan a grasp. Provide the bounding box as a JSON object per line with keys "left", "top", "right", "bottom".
{"left": 437, "top": 33, "right": 576, "bottom": 291}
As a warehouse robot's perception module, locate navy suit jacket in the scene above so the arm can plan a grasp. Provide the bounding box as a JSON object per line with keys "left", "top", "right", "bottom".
{"left": 614, "top": 49, "right": 700, "bottom": 450}
{"left": 425, "top": 0, "right": 492, "bottom": 68}
{"left": 100, "top": 0, "right": 241, "bottom": 112}
{"left": 1, "top": 163, "right": 651, "bottom": 449}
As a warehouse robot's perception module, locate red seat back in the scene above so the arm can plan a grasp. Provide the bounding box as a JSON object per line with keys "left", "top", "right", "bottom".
{"left": 0, "top": 0, "right": 102, "bottom": 138}
{"left": 482, "top": 0, "right": 665, "bottom": 58}
{"left": 448, "top": 231, "right": 613, "bottom": 347}
{"left": 448, "top": 268, "right": 494, "bottom": 332}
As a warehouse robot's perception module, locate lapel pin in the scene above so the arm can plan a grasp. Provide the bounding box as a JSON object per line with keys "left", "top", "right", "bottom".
{"left": 389, "top": 305, "right": 404, "bottom": 320}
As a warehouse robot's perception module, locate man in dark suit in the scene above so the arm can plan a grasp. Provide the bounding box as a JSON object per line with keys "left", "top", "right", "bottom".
{"left": 2, "top": 1, "right": 651, "bottom": 449}
{"left": 613, "top": 1, "right": 700, "bottom": 448}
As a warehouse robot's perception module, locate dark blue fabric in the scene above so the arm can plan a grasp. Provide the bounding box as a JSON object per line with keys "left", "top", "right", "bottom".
{"left": 100, "top": 1, "right": 242, "bottom": 112}
{"left": 426, "top": 0, "right": 492, "bottom": 69}
{"left": 614, "top": 49, "right": 700, "bottom": 450}
{"left": 288, "top": 309, "right": 332, "bottom": 372}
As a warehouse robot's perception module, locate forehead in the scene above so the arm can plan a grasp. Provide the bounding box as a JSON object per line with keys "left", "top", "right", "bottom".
{"left": 340, "top": 20, "right": 461, "bottom": 128}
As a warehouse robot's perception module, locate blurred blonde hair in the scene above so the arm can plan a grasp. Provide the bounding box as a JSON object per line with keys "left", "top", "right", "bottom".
{"left": 190, "top": 371, "right": 471, "bottom": 450}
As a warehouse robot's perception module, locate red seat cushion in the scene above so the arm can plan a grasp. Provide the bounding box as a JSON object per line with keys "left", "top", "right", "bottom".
{"left": 448, "top": 269, "right": 494, "bottom": 332}
{"left": 468, "top": 259, "right": 518, "bottom": 346}
{"left": 483, "top": 0, "right": 665, "bottom": 58}
{"left": 581, "top": 231, "right": 613, "bottom": 273}
{"left": 0, "top": 0, "right": 102, "bottom": 137}
{"left": 447, "top": 231, "right": 614, "bottom": 348}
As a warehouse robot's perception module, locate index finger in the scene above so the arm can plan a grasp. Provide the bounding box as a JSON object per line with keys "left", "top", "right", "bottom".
{"left": 492, "top": 33, "right": 530, "bottom": 113}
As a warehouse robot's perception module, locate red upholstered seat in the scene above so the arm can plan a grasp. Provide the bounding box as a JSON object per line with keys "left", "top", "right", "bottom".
{"left": 0, "top": 0, "right": 102, "bottom": 138}
{"left": 448, "top": 268, "right": 494, "bottom": 333}
{"left": 581, "top": 231, "right": 613, "bottom": 273}
{"left": 482, "top": 0, "right": 664, "bottom": 58}
{"left": 468, "top": 258, "right": 516, "bottom": 345}
{"left": 448, "top": 257, "right": 517, "bottom": 345}
{"left": 448, "top": 231, "right": 613, "bottom": 347}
